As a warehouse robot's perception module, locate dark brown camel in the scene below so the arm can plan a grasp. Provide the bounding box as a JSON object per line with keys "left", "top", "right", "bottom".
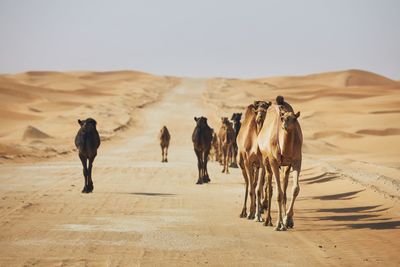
{"left": 192, "top": 116, "right": 213, "bottom": 184}
{"left": 229, "top": 112, "right": 242, "bottom": 168}
{"left": 75, "top": 118, "right": 100, "bottom": 193}
{"left": 159, "top": 126, "right": 171, "bottom": 162}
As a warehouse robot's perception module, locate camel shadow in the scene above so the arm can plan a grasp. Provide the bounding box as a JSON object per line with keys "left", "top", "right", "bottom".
{"left": 314, "top": 204, "right": 399, "bottom": 230}
{"left": 312, "top": 189, "right": 364, "bottom": 201}
{"left": 301, "top": 172, "right": 340, "bottom": 184}
{"left": 344, "top": 221, "right": 400, "bottom": 230}
{"left": 316, "top": 205, "right": 389, "bottom": 213}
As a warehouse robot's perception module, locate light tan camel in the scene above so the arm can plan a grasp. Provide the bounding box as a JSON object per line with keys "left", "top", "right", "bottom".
{"left": 159, "top": 126, "right": 171, "bottom": 162}
{"left": 218, "top": 117, "right": 235, "bottom": 174}
{"left": 275, "top": 96, "right": 295, "bottom": 216}
{"left": 237, "top": 101, "right": 272, "bottom": 221}
{"left": 257, "top": 98, "right": 303, "bottom": 231}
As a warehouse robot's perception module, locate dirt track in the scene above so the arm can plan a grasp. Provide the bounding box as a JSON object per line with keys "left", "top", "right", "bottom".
{"left": 0, "top": 79, "right": 399, "bottom": 266}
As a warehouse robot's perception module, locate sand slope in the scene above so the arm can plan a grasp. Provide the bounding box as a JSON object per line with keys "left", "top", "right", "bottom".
{"left": 0, "top": 71, "right": 179, "bottom": 161}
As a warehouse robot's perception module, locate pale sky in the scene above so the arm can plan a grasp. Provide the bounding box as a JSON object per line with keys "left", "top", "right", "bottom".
{"left": 0, "top": 0, "right": 399, "bottom": 79}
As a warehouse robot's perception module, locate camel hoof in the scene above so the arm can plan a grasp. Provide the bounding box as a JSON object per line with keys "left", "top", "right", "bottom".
{"left": 247, "top": 214, "right": 255, "bottom": 220}
{"left": 255, "top": 216, "right": 264, "bottom": 222}
{"left": 239, "top": 210, "right": 247, "bottom": 218}
{"left": 274, "top": 222, "right": 287, "bottom": 231}
{"left": 86, "top": 183, "right": 93, "bottom": 193}
{"left": 264, "top": 220, "right": 273, "bottom": 227}
{"left": 229, "top": 163, "right": 238, "bottom": 168}
{"left": 284, "top": 216, "right": 294, "bottom": 228}
{"left": 81, "top": 186, "right": 88, "bottom": 193}
{"left": 196, "top": 179, "right": 203, "bottom": 185}
{"left": 203, "top": 175, "right": 210, "bottom": 183}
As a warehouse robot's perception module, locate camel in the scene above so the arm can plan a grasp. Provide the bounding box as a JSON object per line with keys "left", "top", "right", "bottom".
{"left": 75, "top": 118, "right": 100, "bottom": 193}
{"left": 211, "top": 131, "right": 220, "bottom": 162}
{"left": 237, "top": 101, "right": 271, "bottom": 221}
{"left": 275, "top": 96, "right": 295, "bottom": 214}
{"left": 257, "top": 97, "right": 303, "bottom": 231}
{"left": 218, "top": 117, "right": 235, "bottom": 174}
{"left": 229, "top": 113, "right": 242, "bottom": 168}
{"left": 192, "top": 116, "right": 213, "bottom": 184}
{"left": 159, "top": 126, "right": 171, "bottom": 162}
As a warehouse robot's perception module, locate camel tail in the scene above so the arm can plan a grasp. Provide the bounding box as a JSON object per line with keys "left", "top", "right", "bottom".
{"left": 276, "top": 95, "right": 284, "bottom": 105}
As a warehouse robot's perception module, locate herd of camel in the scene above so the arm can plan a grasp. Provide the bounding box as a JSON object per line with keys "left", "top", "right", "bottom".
{"left": 75, "top": 96, "right": 302, "bottom": 231}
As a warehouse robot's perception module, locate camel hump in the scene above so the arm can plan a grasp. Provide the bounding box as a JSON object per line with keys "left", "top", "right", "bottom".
{"left": 276, "top": 95, "right": 285, "bottom": 105}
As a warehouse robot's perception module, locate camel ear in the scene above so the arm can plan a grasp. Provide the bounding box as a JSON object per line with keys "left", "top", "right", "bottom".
{"left": 78, "top": 119, "right": 83, "bottom": 126}
{"left": 194, "top": 117, "right": 198, "bottom": 122}
{"left": 295, "top": 111, "right": 300, "bottom": 119}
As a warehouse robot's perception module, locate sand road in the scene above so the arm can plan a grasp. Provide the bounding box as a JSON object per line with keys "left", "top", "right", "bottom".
{"left": 0, "top": 79, "right": 399, "bottom": 266}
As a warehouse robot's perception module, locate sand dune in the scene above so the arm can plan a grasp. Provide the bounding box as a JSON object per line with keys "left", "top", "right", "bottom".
{"left": 0, "top": 71, "right": 179, "bottom": 161}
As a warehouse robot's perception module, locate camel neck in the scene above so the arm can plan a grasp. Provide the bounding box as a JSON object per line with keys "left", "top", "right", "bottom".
{"left": 281, "top": 128, "right": 295, "bottom": 158}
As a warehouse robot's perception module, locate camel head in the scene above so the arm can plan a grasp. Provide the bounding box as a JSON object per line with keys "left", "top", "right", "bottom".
{"left": 276, "top": 95, "right": 285, "bottom": 105}
{"left": 254, "top": 101, "right": 271, "bottom": 127}
{"left": 221, "top": 117, "right": 229, "bottom": 125}
{"left": 78, "top": 118, "right": 97, "bottom": 129}
{"left": 194, "top": 116, "right": 208, "bottom": 128}
{"left": 231, "top": 113, "right": 242, "bottom": 123}
{"left": 280, "top": 111, "right": 300, "bottom": 131}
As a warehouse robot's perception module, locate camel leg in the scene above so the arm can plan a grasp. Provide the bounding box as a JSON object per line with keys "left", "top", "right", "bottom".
{"left": 270, "top": 159, "right": 286, "bottom": 231}
{"left": 246, "top": 163, "right": 256, "bottom": 220}
{"left": 264, "top": 164, "right": 273, "bottom": 226}
{"left": 239, "top": 155, "right": 249, "bottom": 218}
{"left": 79, "top": 154, "right": 88, "bottom": 193}
{"left": 219, "top": 143, "right": 223, "bottom": 165}
{"left": 203, "top": 149, "right": 211, "bottom": 183}
{"left": 233, "top": 146, "right": 238, "bottom": 168}
{"left": 194, "top": 149, "right": 203, "bottom": 184}
{"left": 256, "top": 166, "right": 265, "bottom": 222}
{"left": 160, "top": 145, "right": 164, "bottom": 162}
{"left": 226, "top": 145, "right": 231, "bottom": 174}
{"left": 164, "top": 146, "right": 168, "bottom": 162}
{"left": 87, "top": 157, "right": 95, "bottom": 193}
{"left": 221, "top": 147, "right": 226, "bottom": 173}
{"left": 284, "top": 162, "right": 301, "bottom": 228}
{"left": 282, "top": 165, "right": 291, "bottom": 216}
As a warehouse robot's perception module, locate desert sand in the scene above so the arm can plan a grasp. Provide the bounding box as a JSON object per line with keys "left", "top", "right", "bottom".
{"left": 0, "top": 70, "right": 399, "bottom": 266}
